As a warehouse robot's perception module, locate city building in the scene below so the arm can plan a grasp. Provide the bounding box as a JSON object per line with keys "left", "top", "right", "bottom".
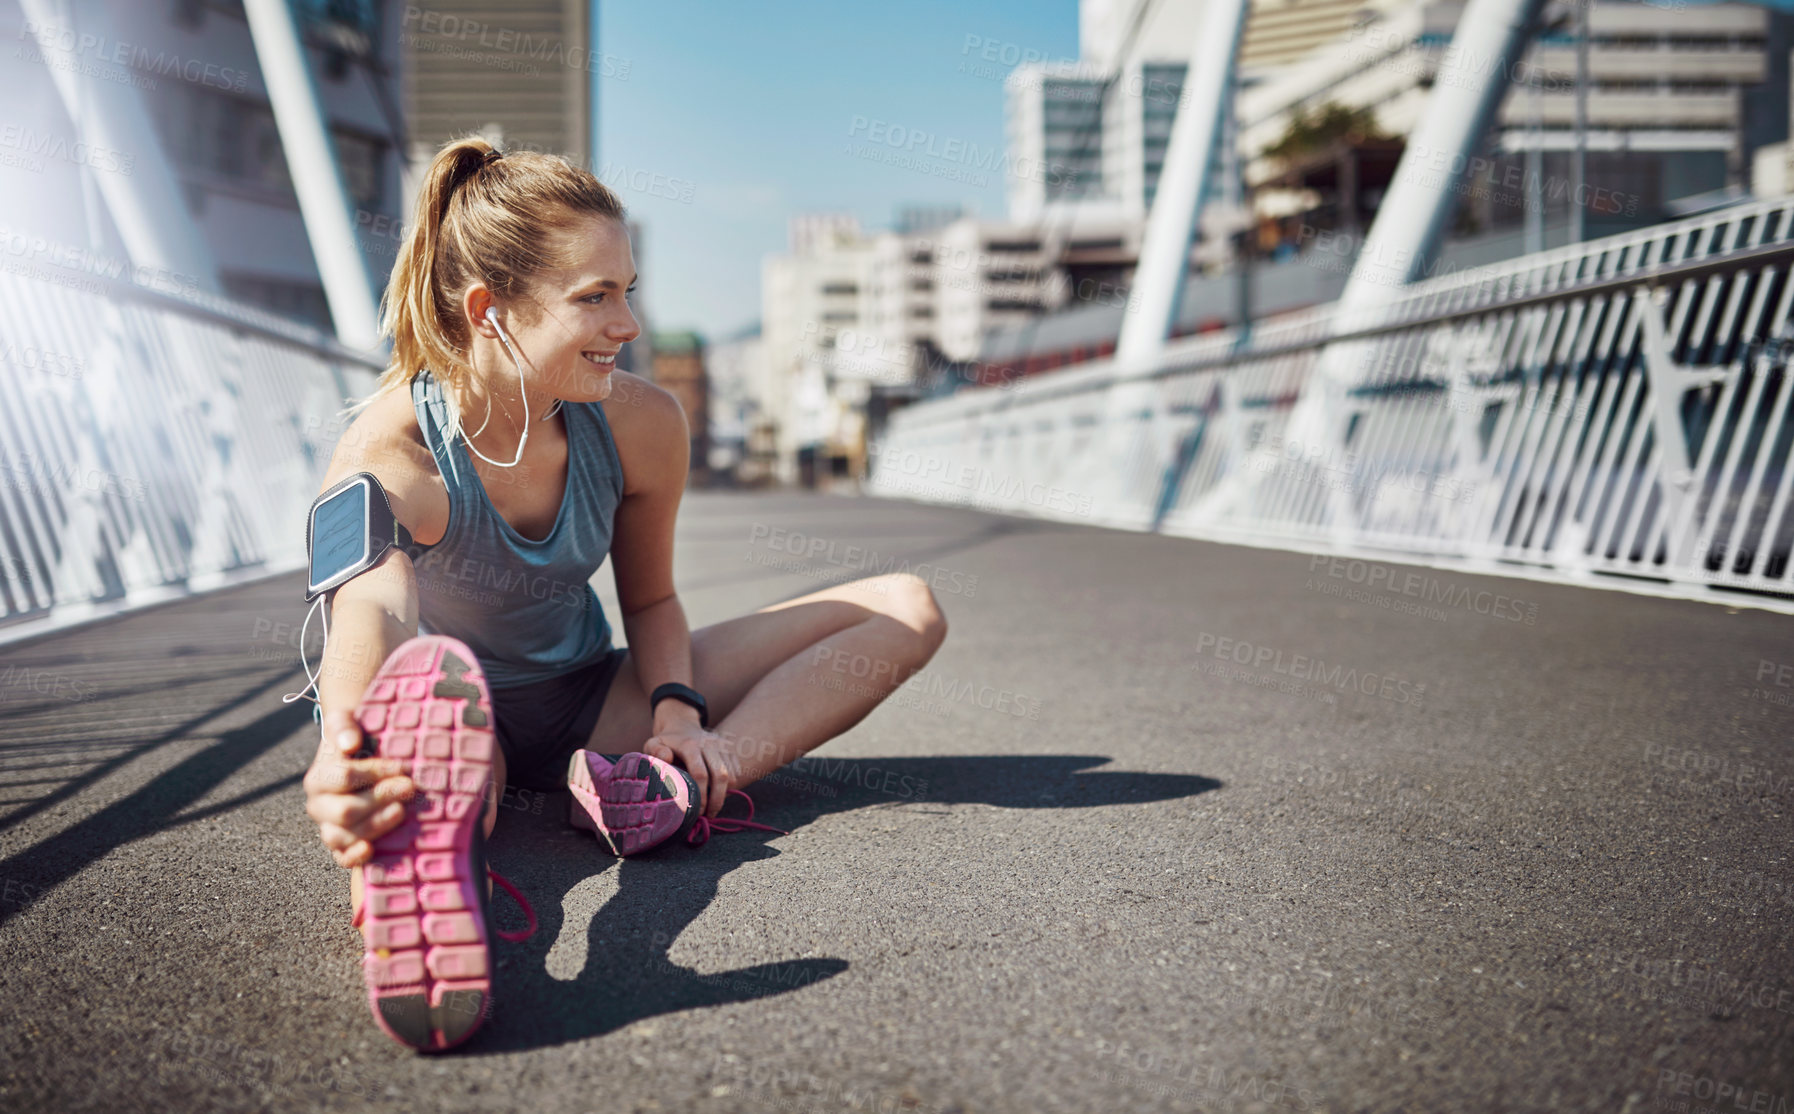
{"left": 1237, "top": 0, "right": 1782, "bottom": 228}
{"left": 1018, "top": 0, "right": 1412, "bottom": 225}
{"left": 864, "top": 230, "right": 940, "bottom": 375}
{"left": 1237, "top": 0, "right": 1411, "bottom": 79}
{"left": 933, "top": 215, "right": 1145, "bottom": 361}
{"left": 1078, "top": 0, "right": 1203, "bottom": 72}
{"left": 1081, "top": 0, "right": 1412, "bottom": 79}
{"left": 761, "top": 216, "right": 873, "bottom": 484}
{"left": 648, "top": 330, "right": 710, "bottom": 482}
{"left": 1102, "top": 59, "right": 1189, "bottom": 219}
{"left": 1004, "top": 62, "right": 1113, "bottom": 222}
{"left": 705, "top": 325, "right": 773, "bottom": 483}
{"left": 400, "top": 0, "right": 598, "bottom": 169}
{"left": 753, "top": 206, "right": 1170, "bottom": 483}
{"left": 970, "top": 0, "right": 1791, "bottom": 392}
{"left": 753, "top": 0, "right": 1791, "bottom": 489}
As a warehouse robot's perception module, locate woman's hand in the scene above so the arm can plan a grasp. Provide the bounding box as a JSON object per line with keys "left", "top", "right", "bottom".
{"left": 303, "top": 705, "right": 416, "bottom": 868}
{"left": 642, "top": 721, "right": 740, "bottom": 819}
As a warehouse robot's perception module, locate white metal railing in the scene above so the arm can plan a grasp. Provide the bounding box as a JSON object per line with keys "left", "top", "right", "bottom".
{"left": 0, "top": 259, "right": 380, "bottom": 643}
{"left": 868, "top": 198, "right": 1794, "bottom": 610}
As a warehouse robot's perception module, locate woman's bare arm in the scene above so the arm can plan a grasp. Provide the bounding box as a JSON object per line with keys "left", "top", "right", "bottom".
{"left": 610, "top": 383, "right": 693, "bottom": 708}
{"left": 302, "top": 408, "right": 443, "bottom": 867}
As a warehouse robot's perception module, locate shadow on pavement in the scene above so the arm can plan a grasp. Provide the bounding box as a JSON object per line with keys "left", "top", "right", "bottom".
{"left": 0, "top": 669, "right": 300, "bottom": 835}
{"left": 0, "top": 696, "right": 313, "bottom": 925}
{"left": 471, "top": 754, "right": 1219, "bottom": 1054}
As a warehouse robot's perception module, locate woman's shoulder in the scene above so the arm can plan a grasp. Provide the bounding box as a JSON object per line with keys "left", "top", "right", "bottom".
{"left": 317, "top": 380, "right": 451, "bottom": 545}
{"left": 598, "top": 370, "right": 688, "bottom": 495}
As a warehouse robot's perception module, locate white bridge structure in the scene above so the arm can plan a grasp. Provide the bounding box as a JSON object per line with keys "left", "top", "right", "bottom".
{"left": 869, "top": 0, "right": 1794, "bottom": 612}
{"left": 0, "top": 262, "right": 380, "bottom": 641}
{"left": 868, "top": 199, "right": 1794, "bottom": 611}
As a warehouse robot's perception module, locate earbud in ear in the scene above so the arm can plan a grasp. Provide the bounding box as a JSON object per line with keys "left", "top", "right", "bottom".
{"left": 484, "top": 306, "right": 498, "bottom": 323}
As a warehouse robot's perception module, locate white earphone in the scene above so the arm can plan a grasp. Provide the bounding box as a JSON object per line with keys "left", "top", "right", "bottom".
{"left": 464, "top": 305, "right": 535, "bottom": 469}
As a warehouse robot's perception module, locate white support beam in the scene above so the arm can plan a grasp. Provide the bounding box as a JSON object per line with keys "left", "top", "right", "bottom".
{"left": 1336, "top": 0, "right": 1548, "bottom": 316}
{"left": 1269, "top": 0, "right": 1549, "bottom": 540}
{"left": 17, "top": 0, "right": 220, "bottom": 294}
{"left": 243, "top": 0, "right": 383, "bottom": 352}
{"left": 1113, "top": 0, "right": 1252, "bottom": 366}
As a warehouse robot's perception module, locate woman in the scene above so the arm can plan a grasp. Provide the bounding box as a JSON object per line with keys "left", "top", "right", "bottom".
{"left": 297, "top": 137, "right": 948, "bottom": 1051}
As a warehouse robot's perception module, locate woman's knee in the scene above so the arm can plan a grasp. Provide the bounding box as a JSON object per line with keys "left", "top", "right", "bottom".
{"left": 878, "top": 573, "right": 948, "bottom": 654}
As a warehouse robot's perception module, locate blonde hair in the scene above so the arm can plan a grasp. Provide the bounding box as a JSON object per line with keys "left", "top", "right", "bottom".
{"left": 346, "top": 135, "right": 627, "bottom": 441}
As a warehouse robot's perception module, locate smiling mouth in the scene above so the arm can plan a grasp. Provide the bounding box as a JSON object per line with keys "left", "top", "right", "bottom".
{"left": 583, "top": 351, "right": 617, "bottom": 366}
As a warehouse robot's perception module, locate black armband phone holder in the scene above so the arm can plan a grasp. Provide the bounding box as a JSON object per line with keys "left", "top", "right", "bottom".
{"left": 304, "top": 471, "right": 415, "bottom": 603}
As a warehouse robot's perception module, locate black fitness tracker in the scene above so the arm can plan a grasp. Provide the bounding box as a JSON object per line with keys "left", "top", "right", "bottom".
{"left": 650, "top": 682, "right": 709, "bottom": 729}
{"left": 304, "top": 471, "right": 416, "bottom": 602}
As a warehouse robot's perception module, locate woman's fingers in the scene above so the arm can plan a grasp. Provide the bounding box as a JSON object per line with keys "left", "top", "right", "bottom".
{"left": 318, "top": 820, "right": 359, "bottom": 851}
{"left": 320, "top": 821, "right": 374, "bottom": 866}
{"left": 359, "top": 799, "right": 409, "bottom": 842}
{"left": 308, "top": 793, "right": 407, "bottom": 839}
{"left": 369, "top": 775, "right": 416, "bottom": 807}
{"left": 304, "top": 755, "right": 408, "bottom": 796}
{"left": 317, "top": 709, "right": 368, "bottom": 758}
{"left": 707, "top": 762, "right": 733, "bottom": 818}
{"left": 310, "top": 703, "right": 409, "bottom": 868}
{"left": 671, "top": 739, "right": 711, "bottom": 818}
{"left": 333, "top": 839, "right": 375, "bottom": 869}
{"left": 306, "top": 793, "right": 364, "bottom": 830}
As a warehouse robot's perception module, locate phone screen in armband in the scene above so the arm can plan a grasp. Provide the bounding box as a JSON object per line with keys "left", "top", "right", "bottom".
{"left": 308, "top": 479, "right": 372, "bottom": 597}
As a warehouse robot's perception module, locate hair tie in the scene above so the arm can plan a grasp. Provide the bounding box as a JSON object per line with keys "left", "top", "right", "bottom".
{"left": 482, "top": 148, "right": 504, "bottom": 167}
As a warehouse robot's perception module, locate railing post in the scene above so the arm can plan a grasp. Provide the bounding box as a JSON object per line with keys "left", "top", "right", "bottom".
{"left": 1633, "top": 286, "right": 1733, "bottom": 571}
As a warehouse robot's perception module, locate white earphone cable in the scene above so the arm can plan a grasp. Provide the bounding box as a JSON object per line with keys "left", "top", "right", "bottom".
{"left": 464, "top": 309, "right": 537, "bottom": 469}
{"left": 281, "top": 592, "right": 329, "bottom": 713}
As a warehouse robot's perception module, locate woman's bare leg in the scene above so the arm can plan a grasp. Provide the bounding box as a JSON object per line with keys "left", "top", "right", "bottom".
{"left": 585, "top": 572, "right": 948, "bottom": 784}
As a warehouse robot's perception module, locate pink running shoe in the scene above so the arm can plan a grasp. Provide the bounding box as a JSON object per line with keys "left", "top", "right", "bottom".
{"left": 350, "top": 635, "right": 535, "bottom": 1052}
{"left": 566, "top": 749, "right": 787, "bottom": 855}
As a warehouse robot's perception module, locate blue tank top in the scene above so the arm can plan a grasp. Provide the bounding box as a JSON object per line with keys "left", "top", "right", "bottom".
{"left": 405, "top": 369, "right": 625, "bottom": 689}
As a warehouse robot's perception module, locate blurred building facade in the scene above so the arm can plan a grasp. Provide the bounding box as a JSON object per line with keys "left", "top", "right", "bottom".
{"left": 648, "top": 330, "right": 710, "bottom": 481}
{"left": 0, "top": 0, "right": 409, "bottom": 336}
{"left": 745, "top": 0, "right": 1791, "bottom": 490}
{"left": 1238, "top": 0, "right": 1781, "bottom": 224}
{"left": 705, "top": 324, "right": 773, "bottom": 484}
{"left": 1005, "top": 62, "right": 1112, "bottom": 221}
{"left": 760, "top": 216, "right": 872, "bottom": 485}
{"left": 400, "top": 0, "right": 596, "bottom": 168}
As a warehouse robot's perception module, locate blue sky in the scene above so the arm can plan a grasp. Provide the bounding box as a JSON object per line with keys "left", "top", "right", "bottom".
{"left": 598, "top": 1, "right": 1079, "bottom": 341}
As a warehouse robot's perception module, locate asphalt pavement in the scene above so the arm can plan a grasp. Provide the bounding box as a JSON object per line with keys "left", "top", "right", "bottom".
{"left": 1, "top": 490, "right": 1791, "bottom": 1113}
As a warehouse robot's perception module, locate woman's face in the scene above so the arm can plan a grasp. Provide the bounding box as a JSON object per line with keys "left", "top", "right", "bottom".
{"left": 474, "top": 214, "right": 640, "bottom": 404}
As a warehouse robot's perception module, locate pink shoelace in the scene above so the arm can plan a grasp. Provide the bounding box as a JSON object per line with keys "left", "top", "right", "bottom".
{"left": 352, "top": 867, "right": 537, "bottom": 943}
{"left": 688, "top": 789, "right": 790, "bottom": 847}
{"left": 486, "top": 869, "right": 537, "bottom": 942}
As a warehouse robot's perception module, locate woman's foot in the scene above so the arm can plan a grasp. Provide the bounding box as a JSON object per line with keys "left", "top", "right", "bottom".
{"left": 566, "top": 750, "right": 700, "bottom": 855}
{"left": 566, "top": 749, "right": 788, "bottom": 854}
{"left": 351, "top": 635, "right": 530, "bottom": 1051}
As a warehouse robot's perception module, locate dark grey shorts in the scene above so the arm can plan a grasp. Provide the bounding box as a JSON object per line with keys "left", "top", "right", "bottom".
{"left": 488, "top": 647, "right": 630, "bottom": 791}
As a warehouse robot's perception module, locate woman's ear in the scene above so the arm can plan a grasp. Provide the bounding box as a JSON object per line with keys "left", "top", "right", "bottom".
{"left": 463, "top": 285, "right": 499, "bottom": 339}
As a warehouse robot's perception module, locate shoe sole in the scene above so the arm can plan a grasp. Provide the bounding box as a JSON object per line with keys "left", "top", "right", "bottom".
{"left": 353, "top": 635, "right": 497, "bottom": 1052}
{"left": 566, "top": 750, "right": 699, "bottom": 855}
